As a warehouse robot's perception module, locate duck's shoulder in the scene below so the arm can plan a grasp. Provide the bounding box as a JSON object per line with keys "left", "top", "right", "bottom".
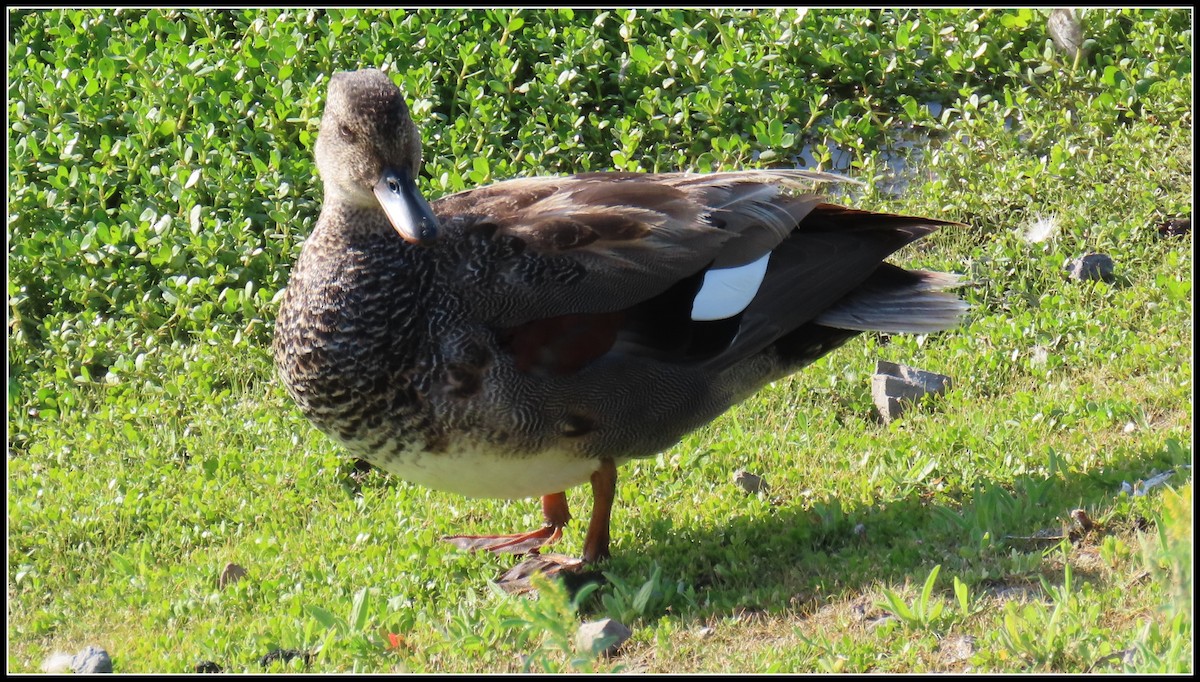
{"left": 430, "top": 169, "right": 849, "bottom": 231}
{"left": 426, "top": 174, "right": 734, "bottom": 322}
{"left": 431, "top": 172, "right": 715, "bottom": 248}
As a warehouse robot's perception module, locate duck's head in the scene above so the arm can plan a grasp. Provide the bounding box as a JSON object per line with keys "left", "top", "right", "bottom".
{"left": 315, "top": 69, "right": 439, "bottom": 244}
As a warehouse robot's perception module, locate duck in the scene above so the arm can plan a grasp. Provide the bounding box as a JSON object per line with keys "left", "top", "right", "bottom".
{"left": 273, "top": 68, "right": 967, "bottom": 582}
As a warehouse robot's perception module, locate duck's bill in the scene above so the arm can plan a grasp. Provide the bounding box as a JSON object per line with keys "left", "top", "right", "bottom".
{"left": 374, "top": 167, "right": 439, "bottom": 244}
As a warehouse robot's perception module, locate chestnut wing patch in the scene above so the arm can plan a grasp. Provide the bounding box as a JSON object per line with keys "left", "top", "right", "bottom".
{"left": 499, "top": 311, "right": 626, "bottom": 376}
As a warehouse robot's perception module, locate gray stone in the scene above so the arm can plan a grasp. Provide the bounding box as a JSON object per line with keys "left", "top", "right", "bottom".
{"left": 575, "top": 618, "right": 632, "bottom": 658}
{"left": 871, "top": 361, "right": 952, "bottom": 423}
{"left": 733, "top": 469, "right": 768, "bottom": 494}
{"left": 1048, "top": 8, "right": 1087, "bottom": 60}
{"left": 219, "top": 562, "right": 248, "bottom": 589}
{"left": 71, "top": 646, "right": 113, "bottom": 673}
{"left": 1156, "top": 216, "right": 1190, "bottom": 238}
{"left": 1065, "top": 253, "right": 1115, "bottom": 282}
{"left": 1069, "top": 508, "right": 1096, "bottom": 532}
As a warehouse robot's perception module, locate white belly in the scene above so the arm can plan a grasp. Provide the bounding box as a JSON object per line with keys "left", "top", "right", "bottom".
{"left": 370, "top": 442, "right": 606, "bottom": 500}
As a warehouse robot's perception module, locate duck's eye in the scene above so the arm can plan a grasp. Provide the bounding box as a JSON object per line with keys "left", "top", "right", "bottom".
{"left": 338, "top": 124, "right": 357, "bottom": 142}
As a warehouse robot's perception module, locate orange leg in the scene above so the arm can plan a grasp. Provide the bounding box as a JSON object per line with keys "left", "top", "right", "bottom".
{"left": 443, "top": 492, "right": 572, "bottom": 555}
{"left": 582, "top": 458, "right": 617, "bottom": 563}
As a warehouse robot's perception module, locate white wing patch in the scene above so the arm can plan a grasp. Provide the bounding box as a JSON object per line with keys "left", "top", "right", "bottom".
{"left": 690, "top": 253, "right": 771, "bottom": 321}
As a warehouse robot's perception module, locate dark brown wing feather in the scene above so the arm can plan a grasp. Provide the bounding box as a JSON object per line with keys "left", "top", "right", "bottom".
{"left": 432, "top": 170, "right": 845, "bottom": 327}
{"left": 701, "top": 205, "right": 961, "bottom": 372}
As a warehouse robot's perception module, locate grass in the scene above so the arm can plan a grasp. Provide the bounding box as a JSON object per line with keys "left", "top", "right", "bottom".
{"left": 7, "top": 7, "right": 1193, "bottom": 673}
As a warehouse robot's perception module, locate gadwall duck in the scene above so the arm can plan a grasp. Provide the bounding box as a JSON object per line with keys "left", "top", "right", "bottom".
{"left": 274, "top": 69, "right": 967, "bottom": 580}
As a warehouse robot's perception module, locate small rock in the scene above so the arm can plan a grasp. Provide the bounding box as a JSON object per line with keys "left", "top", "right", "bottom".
{"left": 1065, "top": 253, "right": 1115, "bottom": 282}
{"left": 693, "top": 625, "right": 716, "bottom": 639}
{"left": 219, "top": 562, "right": 248, "bottom": 589}
{"left": 1070, "top": 508, "right": 1096, "bottom": 533}
{"left": 194, "top": 660, "right": 223, "bottom": 673}
{"left": 1047, "top": 8, "right": 1087, "bottom": 60}
{"left": 575, "top": 618, "right": 632, "bottom": 658}
{"left": 733, "top": 469, "right": 768, "bottom": 494}
{"left": 871, "top": 361, "right": 952, "bottom": 423}
{"left": 1156, "top": 216, "right": 1191, "bottom": 238}
{"left": 71, "top": 645, "right": 113, "bottom": 673}
{"left": 853, "top": 522, "right": 867, "bottom": 537}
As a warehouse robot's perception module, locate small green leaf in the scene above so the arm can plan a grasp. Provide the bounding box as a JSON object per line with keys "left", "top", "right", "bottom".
{"left": 919, "top": 564, "right": 941, "bottom": 614}
{"left": 306, "top": 605, "right": 341, "bottom": 632}
{"left": 953, "top": 576, "right": 970, "bottom": 616}
{"left": 632, "top": 578, "right": 655, "bottom": 615}
{"left": 880, "top": 588, "right": 915, "bottom": 623}
{"left": 97, "top": 57, "right": 116, "bottom": 80}
{"left": 110, "top": 552, "right": 135, "bottom": 577}
{"left": 350, "top": 587, "right": 370, "bottom": 632}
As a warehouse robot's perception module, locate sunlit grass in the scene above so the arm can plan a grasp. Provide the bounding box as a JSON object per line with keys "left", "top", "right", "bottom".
{"left": 8, "top": 7, "right": 1191, "bottom": 673}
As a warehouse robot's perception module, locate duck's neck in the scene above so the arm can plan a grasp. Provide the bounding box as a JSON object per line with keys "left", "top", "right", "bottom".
{"left": 314, "top": 199, "right": 397, "bottom": 241}
{"left": 287, "top": 204, "right": 434, "bottom": 340}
